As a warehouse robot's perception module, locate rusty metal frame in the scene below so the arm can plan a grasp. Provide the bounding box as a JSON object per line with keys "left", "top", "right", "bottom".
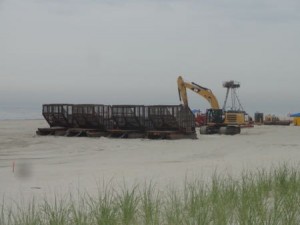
{"left": 42, "top": 104, "right": 73, "bottom": 128}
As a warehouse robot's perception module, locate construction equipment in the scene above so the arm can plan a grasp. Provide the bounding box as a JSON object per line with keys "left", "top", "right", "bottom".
{"left": 254, "top": 112, "right": 264, "bottom": 125}
{"left": 177, "top": 76, "right": 247, "bottom": 135}
{"left": 264, "top": 114, "right": 291, "bottom": 126}
{"left": 37, "top": 103, "right": 196, "bottom": 139}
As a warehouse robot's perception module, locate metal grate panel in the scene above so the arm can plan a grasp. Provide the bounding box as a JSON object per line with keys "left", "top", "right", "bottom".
{"left": 72, "top": 104, "right": 112, "bottom": 130}
{"left": 42, "top": 104, "right": 73, "bottom": 128}
{"left": 111, "top": 105, "right": 146, "bottom": 130}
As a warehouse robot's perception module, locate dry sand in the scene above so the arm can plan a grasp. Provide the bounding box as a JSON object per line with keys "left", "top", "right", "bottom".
{"left": 0, "top": 119, "right": 300, "bottom": 201}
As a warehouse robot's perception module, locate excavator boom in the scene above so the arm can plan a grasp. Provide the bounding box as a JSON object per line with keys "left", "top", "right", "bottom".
{"left": 177, "top": 76, "right": 220, "bottom": 109}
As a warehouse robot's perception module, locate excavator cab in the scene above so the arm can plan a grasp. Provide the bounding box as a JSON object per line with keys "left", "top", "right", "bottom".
{"left": 206, "top": 109, "right": 224, "bottom": 124}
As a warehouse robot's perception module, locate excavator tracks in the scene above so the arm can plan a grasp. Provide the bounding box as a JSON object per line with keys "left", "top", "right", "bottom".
{"left": 199, "top": 125, "right": 241, "bottom": 135}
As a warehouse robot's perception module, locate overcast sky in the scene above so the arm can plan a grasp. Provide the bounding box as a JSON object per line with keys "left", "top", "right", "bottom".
{"left": 1, "top": 0, "right": 300, "bottom": 115}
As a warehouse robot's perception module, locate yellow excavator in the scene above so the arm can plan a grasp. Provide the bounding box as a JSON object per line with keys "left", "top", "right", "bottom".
{"left": 177, "top": 76, "right": 246, "bottom": 135}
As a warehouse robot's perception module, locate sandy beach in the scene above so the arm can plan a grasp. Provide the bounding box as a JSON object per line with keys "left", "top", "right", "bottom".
{"left": 1, "top": 119, "right": 300, "bottom": 201}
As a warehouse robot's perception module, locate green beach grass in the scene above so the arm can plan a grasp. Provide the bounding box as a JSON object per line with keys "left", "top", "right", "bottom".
{"left": 2, "top": 164, "right": 300, "bottom": 225}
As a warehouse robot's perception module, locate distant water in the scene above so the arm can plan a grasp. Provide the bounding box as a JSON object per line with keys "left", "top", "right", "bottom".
{"left": 0, "top": 105, "right": 43, "bottom": 120}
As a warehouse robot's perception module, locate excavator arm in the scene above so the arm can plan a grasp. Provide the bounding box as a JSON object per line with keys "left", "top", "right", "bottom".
{"left": 177, "top": 76, "right": 220, "bottom": 109}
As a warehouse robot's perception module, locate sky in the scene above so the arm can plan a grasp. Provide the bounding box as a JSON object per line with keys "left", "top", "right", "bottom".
{"left": 1, "top": 0, "right": 300, "bottom": 116}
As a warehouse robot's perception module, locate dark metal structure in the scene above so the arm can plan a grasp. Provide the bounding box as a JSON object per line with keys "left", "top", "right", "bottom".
{"left": 42, "top": 104, "right": 73, "bottom": 128}
{"left": 72, "top": 104, "right": 112, "bottom": 130}
{"left": 111, "top": 105, "right": 146, "bottom": 130}
{"left": 147, "top": 105, "right": 178, "bottom": 131}
{"left": 147, "top": 105, "right": 195, "bottom": 132}
{"left": 254, "top": 112, "right": 264, "bottom": 124}
{"left": 177, "top": 106, "right": 196, "bottom": 133}
{"left": 38, "top": 104, "right": 197, "bottom": 139}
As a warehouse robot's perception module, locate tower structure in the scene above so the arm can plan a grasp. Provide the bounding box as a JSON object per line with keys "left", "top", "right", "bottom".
{"left": 222, "top": 80, "right": 244, "bottom": 112}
